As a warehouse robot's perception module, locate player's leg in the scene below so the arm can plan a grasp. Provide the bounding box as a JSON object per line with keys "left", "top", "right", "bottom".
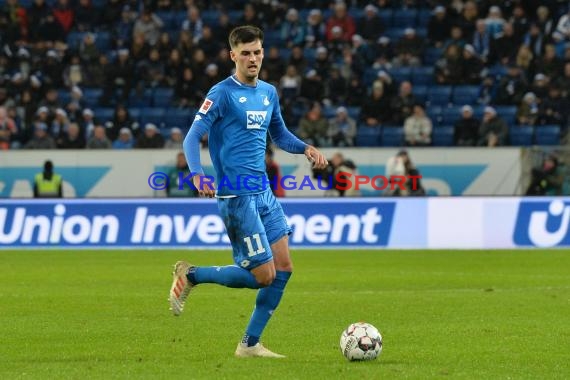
{"left": 237, "top": 191, "right": 292, "bottom": 357}
{"left": 169, "top": 195, "right": 269, "bottom": 316}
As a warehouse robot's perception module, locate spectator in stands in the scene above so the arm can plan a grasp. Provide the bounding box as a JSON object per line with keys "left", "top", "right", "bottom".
{"left": 304, "top": 9, "right": 326, "bottom": 48}
{"left": 239, "top": 3, "right": 264, "bottom": 29}
{"left": 523, "top": 23, "right": 544, "bottom": 57}
{"left": 65, "top": 86, "right": 85, "bottom": 122}
{"left": 373, "top": 36, "right": 394, "bottom": 67}
{"left": 477, "top": 106, "right": 508, "bottom": 147}
{"left": 461, "top": 44, "right": 484, "bottom": 84}
{"left": 181, "top": 5, "right": 203, "bottom": 44}
{"left": 360, "top": 80, "right": 390, "bottom": 127}
{"left": 53, "top": 0, "right": 74, "bottom": 35}
{"left": 495, "top": 65, "right": 527, "bottom": 105}
{"left": 325, "top": 1, "right": 355, "bottom": 42}
{"left": 553, "top": 8, "right": 570, "bottom": 46}
{"left": 62, "top": 55, "right": 87, "bottom": 88}
{"left": 325, "top": 67, "right": 347, "bottom": 105}
{"left": 0, "top": 106, "right": 17, "bottom": 150}
{"left": 213, "top": 12, "right": 234, "bottom": 43}
{"left": 27, "top": 0, "right": 51, "bottom": 42}
{"left": 164, "top": 49, "right": 184, "bottom": 87}
{"left": 392, "top": 28, "right": 424, "bottom": 67}
{"left": 198, "top": 26, "right": 221, "bottom": 60}
{"left": 57, "top": 122, "right": 85, "bottom": 149}
{"left": 297, "top": 101, "right": 329, "bottom": 147}
{"left": 51, "top": 108, "right": 70, "bottom": 138}
{"left": 385, "top": 150, "right": 425, "bottom": 196}
{"left": 106, "top": 49, "right": 134, "bottom": 103}
{"left": 139, "top": 48, "right": 166, "bottom": 87}
{"left": 175, "top": 67, "right": 200, "bottom": 108}
{"left": 454, "top": 105, "right": 479, "bottom": 146}
{"left": 390, "top": 80, "right": 416, "bottom": 125}
{"left": 509, "top": 5, "right": 529, "bottom": 43}
{"left": 74, "top": 0, "right": 96, "bottom": 32}
{"left": 136, "top": 123, "right": 164, "bottom": 148}
{"left": 106, "top": 104, "right": 138, "bottom": 141}
{"left": 358, "top": 4, "right": 384, "bottom": 43}
{"left": 79, "top": 32, "right": 101, "bottom": 65}
{"left": 442, "top": 26, "right": 466, "bottom": 52}
{"left": 279, "top": 65, "right": 302, "bottom": 102}
{"left": 81, "top": 108, "right": 96, "bottom": 139}
{"left": 99, "top": 0, "right": 122, "bottom": 27}
{"left": 328, "top": 106, "right": 356, "bottom": 147}
{"left": 515, "top": 44, "right": 535, "bottom": 78}
{"left": 86, "top": 125, "right": 112, "bottom": 149}
{"left": 351, "top": 34, "right": 375, "bottom": 67}
{"left": 517, "top": 92, "right": 540, "bottom": 126}
{"left": 490, "top": 23, "right": 518, "bottom": 65}
{"left": 375, "top": 71, "right": 397, "bottom": 98}
{"left": 530, "top": 73, "right": 550, "bottom": 99}
{"left": 456, "top": 1, "right": 479, "bottom": 41}
{"left": 435, "top": 44, "right": 463, "bottom": 84}
{"left": 113, "top": 5, "right": 134, "bottom": 49}
{"left": 345, "top": 77, "right": 367, "bottom": 107}
{"left": 404, "top": 103, "right": 432, "bottom": 146}
{"left": 164, "top": 127, "right": 184, "bottom": 150}
{"left": 281, "top": 8, "right": 305, "bottom": 48}
{"left": 167, "top": 152, "right": 198, "bottom": 197}
{"left": 313, "top": 152, "right": 359, "bottom": 197}
{"left": 526, "top": 154, "right": 563, "bottom": 196}
{"left": 536, "top": 6, "right": 555, "bottom": 38}
{"left": 112, "top": 127, "right": 134, "bottom": 149}
{"left": 215, "top": 48, "right": 233, "bottom": 78}
{"left": 35, "top": 106, "right": 51, "bottom": 127}
{"left": 314, "top": 46, "right": 332, "bottom": 79}
{"left": 157, "top": 32, "right": 174, "bottom": 61}
{"left": 133, "top": 8, "right": 163, "bottom": 46}
{"left": 472, "top": 19, "right": 491, "bottom": 62}
{"left": 485, "top": 5, "right": 506, "bottom": 39}
{"left": 538, "top": 84, "right": 568, "bottom": 126}
{"left": 265, "top": 147, "right": 285, "bottom": 197}
{"left": 264, "top": 47, "right": 286, "bottom": 86}
{"left": 299, "top": 69, "right": 325, "bottom": 103}
{"left": 14, "top": 90, "right": 36, "bottom": 140}
{"left": 288, "top": 45, "right": 308, "bottom": 74}
{"left": 38, "top": 13, "right": 66, "bottom": 46}
{"left": 24, "top": 122, "right": 56, "bottom": 149}
{"left": 534, "top": 44, "right": 563, "bottom": 79}
{"left": 428, "top": 5, "right": 452, "bottom": 48}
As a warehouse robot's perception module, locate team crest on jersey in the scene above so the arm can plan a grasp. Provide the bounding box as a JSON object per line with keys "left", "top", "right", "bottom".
{"left": 199, "top": 98, "right": 213, "bottom": 114}
{"left": 246, "top": 111, "right": 267, "bottom": 129}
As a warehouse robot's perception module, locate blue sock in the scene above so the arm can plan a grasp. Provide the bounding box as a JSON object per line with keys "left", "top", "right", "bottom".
{"left": 243, "top": 271, "right": 292, "bottom": 346}
{"left": 187, "top": 265, "right": 261, "bottom": 289}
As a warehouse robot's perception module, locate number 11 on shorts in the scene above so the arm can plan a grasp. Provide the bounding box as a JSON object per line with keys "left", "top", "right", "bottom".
{"left": 244, "top": 233, "right": 266, "bottom": 257}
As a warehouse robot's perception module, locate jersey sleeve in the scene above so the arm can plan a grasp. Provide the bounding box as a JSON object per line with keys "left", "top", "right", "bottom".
{"left": 267, "top": 87, "right": 307, "bottom": 154}
{"left": 183, "top": 85, "right": 225, "bottom": 175}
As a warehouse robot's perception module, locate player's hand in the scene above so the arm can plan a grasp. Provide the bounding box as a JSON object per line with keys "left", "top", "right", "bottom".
{"left": 304, "top": 145, "right": 328, "bottom": 170}
{"left": 193, "top": 174, "right": 216, "bottom": 198}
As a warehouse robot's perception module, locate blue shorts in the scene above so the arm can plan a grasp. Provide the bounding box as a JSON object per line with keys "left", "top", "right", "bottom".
{"left": 217, "top": 189, "right": 292, "bottom": 270}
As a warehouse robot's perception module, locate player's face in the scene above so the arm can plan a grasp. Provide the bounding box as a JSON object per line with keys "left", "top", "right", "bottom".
{"left": 230, "top": 40, "right": 264, "bottom": 84}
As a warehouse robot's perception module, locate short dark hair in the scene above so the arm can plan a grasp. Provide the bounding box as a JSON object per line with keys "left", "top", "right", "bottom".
{"left": 229, "top": 25, "right": 264, "bottom": 49}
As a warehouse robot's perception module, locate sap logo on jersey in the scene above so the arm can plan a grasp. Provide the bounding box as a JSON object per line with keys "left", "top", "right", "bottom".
{"left": 513, "top": 199, "right": 570, "bottom": 247}
{"left": 246, "top": 111, "right": 267, "bottom": 129}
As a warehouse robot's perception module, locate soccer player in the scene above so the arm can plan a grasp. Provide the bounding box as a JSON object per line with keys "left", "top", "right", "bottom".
{"left": 169, "top": 25, "right": 328, "bottom": 358}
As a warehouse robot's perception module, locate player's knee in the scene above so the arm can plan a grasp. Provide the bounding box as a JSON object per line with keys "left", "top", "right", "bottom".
{"left": 276, "top": 262, "right": 293, "bottom": 273}
{"left": 256, "top": 272, "right": 275, "bottom": 287}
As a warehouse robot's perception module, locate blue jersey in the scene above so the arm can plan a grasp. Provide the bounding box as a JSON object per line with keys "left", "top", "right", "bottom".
{"left": 184, "top": 75, "right": 307, "bottom": 196}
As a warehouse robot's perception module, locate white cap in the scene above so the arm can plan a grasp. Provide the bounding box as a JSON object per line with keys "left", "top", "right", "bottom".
{"left": 461, "top": 105, "right": 473, "bottom": 113}
{"left": 56, "top": 108, "right": 67, "bottom": 117}
{"left": 309, "top": 9, "right": 321, "bottom": 16}
{"left": 404, "top": 27, "right": 415, "bottom": 35}
{"left": 71, "top": 86, "right": 83, "bottom": 96}
{"left": 364, "top": 4, "right": 377, "bottom": 13}
{"left": 464, "top": 44, "right": 475, "bottom": 54}
{"left": 434, "top": 5, "right": 445, "bottom": 13}
{"left": 534, "top": 73, "right": 546, "bottom": 81}
{"left": 306, "top": 69, "right": 317, "bottom": 78}
{"left": 331, "top": 26, "right": 342, "bottom": 34}
{"left": 118, "top": 48, "right": 129, "bottom": 56}
{"left": 145, "top": 123, "right": 158, "bottom": 131}
{"left": 37, "top": 106, "right": 49, "bottom": 115}
{"left": 352, "top": 34, "right": 363, "bottom": 43}
{"left": 205, "top": 63, "right": 218, "bottom": 73}
{"left": 377, "top": 36, "right": 390, "bottom": 44}
{"left": 47, "top": 50, "right": 58, "bottom": 58}
{"left": 336, "top": 106, "right": 347, "bottom": 114}
{"left": 489, "top": 5, "right": 501, "bottom": 14}
{"left": 170, "top": 127, "right": 182, "bottom": 135}
{"left": 119, "top": 127, "right": 132, "bottom": 135}
{"left": 83, "top": 108, "right": 94, "bottom": 117}
{"left": 316, "top": 46, "right": 327, "bottom": 55}
{"left": 377, "top": 70, "right": 390, "bottom": 79}
{"left": 523, "top": 92, "right": 537, "bottom": 101}
{"left": 484, "top": 106, "right": 496, "bottom": 115}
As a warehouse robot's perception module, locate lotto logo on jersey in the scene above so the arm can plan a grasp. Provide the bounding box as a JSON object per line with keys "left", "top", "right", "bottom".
{"left": 246, "top": 111, "right": 267, "bottom": 129}
{"left": 199, "top": 99, "right": 213, "bottom": 114}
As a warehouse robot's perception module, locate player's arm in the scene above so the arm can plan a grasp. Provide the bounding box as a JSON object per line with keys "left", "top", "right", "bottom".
{"left": 268, "top": 90, "right": 328, "bottom": 169}
{"left": 183, "top": 88, "right": 222, "bottom": 197}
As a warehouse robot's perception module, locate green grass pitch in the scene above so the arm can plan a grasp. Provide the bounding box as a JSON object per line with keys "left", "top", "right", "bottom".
{"left": 1, "top": 249, "right": 569, "bottom": 379}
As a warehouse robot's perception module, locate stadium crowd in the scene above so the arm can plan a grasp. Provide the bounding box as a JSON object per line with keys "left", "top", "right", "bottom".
{"left": 0, "top": 0, "right": 569, "bottom": 150}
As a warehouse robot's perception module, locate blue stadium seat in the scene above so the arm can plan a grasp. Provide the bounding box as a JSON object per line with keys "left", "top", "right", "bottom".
{"left": 347, "top": 106, "right": 361, "bottom": 121}
{"left": 427, "top": 86, "right": 452, "bottom": 106}
{"left": 426, "top": 105, "right": 443, "bottom": 125}
{"left": 441, "top": 106, "right": 462, "bottom": 125}
{"left": 388, "top": 67, "right": 412, "bottom": 83}
{"left": 66, "top": 32, "right": 83, "bottom": 49}
{"left": 141, "top": 108, "right": 166, "bottom": 127}
{"left": 423, "top": 47, "right": 442, "bottom": 65}
{"left": 362, "top": 68, "right": 379, "bottom": 86}
{"left": 452, "top": 86, "right": 480, "bottom": 105}
{"left": 495, "top": 106, "right": 517, "bottom": 126}
{"left": 391, "top": 9, "right": 417, "bottom": 27}
{"left": 381, "top": 127, "right": 404, "bottom": 146}
{"left": 378, "top": 9, "right": 393, "bottom": 24}
{"left": 432, "top": 126, "right": 455, "bottom": 146}
{"left": 535, "top": 125, "right": 561, "bottom": 145}
{"left": 417, "top": 9, "right": 432, "bottom": 27}
{"left": 411, "top": 66, "right": 434, "bottom": 85}
{"left": 164, "top": 108, "right": 195, "bottom": 128}
{"left": 57, "top": 90, "right": 71, "bottom": 105}
{"left": 94, "top": 32, "right": 112, "bottom": 52}
{"left": 93, "top": 108, "right": 115, "bottom": 123}
{"left": 128, "top": 89, "right": 153, "bottom": 107}
{"left": 156, "top": 11, "right": 176, "bottom": 26}
{"left": 153, "top": 88, "right": 175, "bottom": 107}
{"left": 129, "top": 108, "right": 142, "bottom": 123}
{"left": 201, "top": 9, "right": 220, "bottom": 26}
{"left": 355, "top": 126, "right": 381, "bottom": 147}
{"left": 509, "top": 126, "right": 534, "bottom": 146}
{"left": 263, "top": 29, "right": 282, "bottom": 48}
{"left": 83, "top": 88, "right": 103, "bottom": 107}
{"left": 413, "top": 85, "right": 428, "bottom": 104}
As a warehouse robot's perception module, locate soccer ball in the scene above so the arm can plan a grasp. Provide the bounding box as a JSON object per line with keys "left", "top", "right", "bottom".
{"left": 340, "top": 322, "right": 383, "bottom": 361}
